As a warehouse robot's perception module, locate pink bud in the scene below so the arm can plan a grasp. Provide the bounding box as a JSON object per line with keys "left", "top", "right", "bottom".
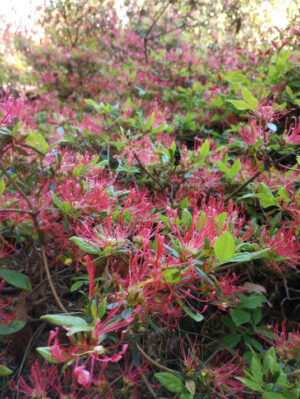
{"left": 74, "top": 366, "right": 91, "bottom": 387}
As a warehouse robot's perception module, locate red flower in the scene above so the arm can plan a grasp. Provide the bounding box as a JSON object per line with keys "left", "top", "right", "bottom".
{"left": 200, "top": 352, "right": 245, "bottom": 398}
{"left": 284, "top": 117, "right": 300, "bottom": 145}
{"left": 10, "top": 360, "right": 58, "bottom": 398}
{"left": 263, "top": 322, "right": 300, "bottom": 361}
{"left": 0, "top": 95, "right": 37, "bottom": 130}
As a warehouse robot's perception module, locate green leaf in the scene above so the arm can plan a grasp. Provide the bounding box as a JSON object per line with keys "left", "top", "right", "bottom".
{"left": 227, "top": 99, "right": 249, "bottom": 110}
{"left": 250, "top": 356, "right": 263, "bottom": 384}
{"left": 180, "top": 393, "right": 194, "bottom": 399}
{"left": 263, "top": 393, "right": 285, "bottom": 399}
{"left": 50, "top": 191, "right": 65, "bottom": 212}
{"left": 230, "top": 310, "right": 251, "bottom": 326}
{"left": 252, "top": 307, "right": 262, "bottom": 325}
{"left": 221, "top": 314, "right": 237, "bottom": 330}
{"left": 162, "top": 268, "right": 182, "bottom": 284}
{"left": 231, "top": 158, "right": 241, "bottom": 178}
{"left": 200, "top": 139, "right": 210, "bottom": 160}
{"left": 0, "top": 269, "right": 32, "bottom": 291}
{"left": 145, "top": 112, "right": 155, "bottom": 130}
{"left": 214, "top": 212, "right": 228, "bottom": 227}
{"left": 236, "top": 377, "right": 264, "bottom": 392}
{"left": 0, "top": 320, "right": 26, "bottom": 335}
{"left": 26, "top": 131, "right": 48, "bottom": 152}
{"left": 0, "top": 365, "right": 13, "bottom": 376}
{"left": 37, "top": 346, "right": 63, "bottom": 364}
{"left": 98, "top": 298, "right": 107, "bottom": 319}
{"left": 154, "top": 372, "right": 185, "bottom": 393}
{"left": 194, "top": 267, "right": 214, "bottom": 285}
{"left": 256, "top": 183, "right": 278, "bottom": 208}
{"left": 183, "top": 306, "right": 204, "bottom": 322}
{"left": 70, "top": 237, "right": 101, "bottom": 254}
{"left": 238, "top": 293, "right": 266, "bottom": 309}
{"left": 222, "top": 334, "right": 241, "bottom": 348}
{"left": 41, "top": 314, "right": 88, "bottom": 327}
{"left": 70, "top": 281, "right": 83, "bottom": 292}
{"left": 227, "top": 249, "right": 270, "bottom": 263}
{"left": 213, "top": 231, "right": 235, "bottom": 261}
{"left": 84, "top": 98, "right": 101, "bottom": 112}
{"left": 277, "top": 187, "right": 291, "bottom": 204}
{"left": 217, "top": 161, "right": 230, "bottom": 175}
{"left": 0, "top": 179, "right": 5, "bottom": 195}
{"left": 241, "top": 87, "right": 258, "bottom": 111}
{"left": 68, "top": 325, "right": 93, "bottom": 335}
{"left": 263, "top": 347, "right": 280, "bottom": 375}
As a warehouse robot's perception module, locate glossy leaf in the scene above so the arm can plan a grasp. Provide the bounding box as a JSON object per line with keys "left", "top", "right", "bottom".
{"left": 154, "top": 372, "right": 185, "bottom": 393}
{"left": 70, "top": 237, "right": 101, "bottom": 254}
{"left": 0, "top": 269, "right": 32, "bottom": 291}
{"left": 41, "top": 314, "right": 88, "bottom": 327}
{"left": 213, "top": 231, "right": 235, "bottom": 261}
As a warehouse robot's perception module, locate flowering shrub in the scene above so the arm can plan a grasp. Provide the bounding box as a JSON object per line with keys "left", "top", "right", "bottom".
{"left": 0, "top": 0, "right": 299, "bottom": 398}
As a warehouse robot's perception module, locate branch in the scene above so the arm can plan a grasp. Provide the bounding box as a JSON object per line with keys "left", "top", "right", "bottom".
{"left": 224, "top": 153, "right": 292, "bottom": 201}
{"left": 133, "top": 152, "right": 165, "bottom": 191}
{"left": 0, "top": 161, "right": 36, "bottom": 212}
{"left": 0, "top": 208, "right": 34, "bottom": 214}
{"left": 41, "top": 245, "right": 67, "bottom": 313}
{"left": 0, "top": 159, "right": 67, "bottom": 313}
{"left": 137, "top": 342, "right": 175, "bottom": 374}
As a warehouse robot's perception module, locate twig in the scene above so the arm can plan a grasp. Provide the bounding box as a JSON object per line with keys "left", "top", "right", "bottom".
{"left": 41, "top": 245, "right": 67, "bottom": 313}
{"left": 0, "top": 208, "right": 34, "bottom": 214}
{"left": 141, "top": 374, "right": 157, "bottom": 398}
{"left": 13, "top": 323, "right": 46, "bottom": 399}
{"left": 287, "top": 369, "right": 300, "bottom": 377}
{"left": 0, "top": 161, "right": 36, "bottom": 212}
{"left": 133, "top": 152, "right": 165, "bottom": 191}
{"left": 143, "top": 0, "right": 170, "bottom": 62}
{"left": 137, "top": 342, "right": 175, "bottom": 374}
{"left": 215, "top": 261, "right": 246, "bottom": 272}
{"left": 0, "top": 159, "right": 67, "bottom": 313}
{"left": 224, "top": 153, "right": 292, "bottom": 201}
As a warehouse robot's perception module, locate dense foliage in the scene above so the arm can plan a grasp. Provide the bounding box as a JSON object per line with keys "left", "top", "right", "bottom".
{"left": 0, "top": 1, "right": 299, "bottom": 398}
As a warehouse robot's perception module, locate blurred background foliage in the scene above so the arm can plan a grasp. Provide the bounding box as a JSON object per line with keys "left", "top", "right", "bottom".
{"left": 0, "top": 0, "right": 299, "bottom": 97}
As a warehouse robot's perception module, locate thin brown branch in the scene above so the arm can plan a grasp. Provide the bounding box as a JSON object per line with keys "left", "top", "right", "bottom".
{"left": 224, "top": 153, "right": 292, "bottom": 201}
{"left": 0, "top": 158, "right": 67, "bottom": 313}
{"left": 143, "top": 0, "right": 171, "bottom": 62}
{"left": 41, "top": 245, "right": 68, "bottom": 313}
{"left": 137, "top": 342, "right": 175, "bottom": 374}
{"left": 0, "top": 208, "right": 34, "bottom": 214}
{"left": 133, "top": 152, "right": 165, "bottom": 191}
{"left": 0, "top": 161, "right": 36, "bottom": 212}
{"left": 141, "top": 374, "right": 157, "bottom": 398}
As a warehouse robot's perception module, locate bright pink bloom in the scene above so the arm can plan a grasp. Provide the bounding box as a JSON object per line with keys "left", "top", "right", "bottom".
{"left": 284, "top": 117, "right": 300, "bottom": 145}
{"left": 210, "top": 272, "right": 244, "bottom": 310}
{"left": 10, "top": 360, "right": 58, "bottom": 398}
{"left": 202, "top": 352, "right": 245, "bottom": 398}
{"left": 74, "top": 365, "right": 91, "bottom": 387}
{"left": 263, "top": 322, "right": 300, "bottom": 361}
{"left": 0, "top": 95, "right": 37, "bottom": 130}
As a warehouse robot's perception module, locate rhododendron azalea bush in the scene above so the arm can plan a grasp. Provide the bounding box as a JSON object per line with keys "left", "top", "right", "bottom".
{"left": 0, "top": 0, "right": 299, "bottom": 398}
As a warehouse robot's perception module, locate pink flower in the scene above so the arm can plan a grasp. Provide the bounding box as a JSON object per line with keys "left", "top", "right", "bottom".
{"left": 201, "top": 352, "right": 245, "bottom": 398}
{"left": 210, "top": 272, "right": 244, "bottom": 310}
{"left": 262, "top": 322, "right": 300, "bottom": 361}
{"left": 284, "top": 117, "right": 300, "bottom": 145}
{"left": 10, "top": 360, "right": 58, "bottom": 398}
{"left": 0, "top": 95, "right": 37, "bottom": 130}
{"left": 74, "top": 365, "right": 91, "bottom": 387}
